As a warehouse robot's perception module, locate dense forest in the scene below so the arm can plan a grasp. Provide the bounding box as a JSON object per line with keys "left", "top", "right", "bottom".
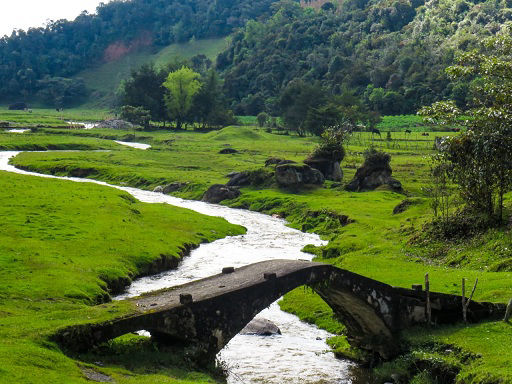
{"left": 218, "top": 0, "right": 512, "bottom": 115}
{"left": 0, "top": 0, "right": 277, "bottom": 104}
{"left": 2, "top": 0, "right": 512, "bottom": 113}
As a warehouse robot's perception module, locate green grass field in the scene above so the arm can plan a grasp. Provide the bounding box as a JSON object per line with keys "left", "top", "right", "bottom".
{"left": 2, "top": 117, "right": 512, "bottom": 383}
{"left": 0, "top": 108, "right": 112, "bottom": 126}
{"left": 0, "top": 168, "right": 243, "bottom": 383}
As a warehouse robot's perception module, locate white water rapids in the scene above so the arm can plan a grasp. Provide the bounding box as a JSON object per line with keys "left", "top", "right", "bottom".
{"left": 0, "top": 150, "right": 363, "bottom": 384}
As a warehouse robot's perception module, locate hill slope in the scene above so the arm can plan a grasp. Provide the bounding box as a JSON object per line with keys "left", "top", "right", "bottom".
{"left": 218, "top": 0, "right": 512, "bottom": 115}
{"left": 0, "top": 0, "right": 276, "bottom": 104}
{"left": 77, "top": 37, "right": 228, "bottom": 107}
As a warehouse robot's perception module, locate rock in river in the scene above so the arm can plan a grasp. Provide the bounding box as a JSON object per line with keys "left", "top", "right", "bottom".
{"left": 240, "top": 318, "right": 281, "bottom": 336}
{"left": 202, "top": 184, "right": 241, "bottom": 204}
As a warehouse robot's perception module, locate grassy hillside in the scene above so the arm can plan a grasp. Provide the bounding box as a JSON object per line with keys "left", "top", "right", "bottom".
{"left": 76, "top": 38, "right": 228, "bottom": 107}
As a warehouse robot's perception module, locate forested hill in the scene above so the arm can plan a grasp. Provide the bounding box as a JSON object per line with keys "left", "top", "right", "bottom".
{"left": 0, "top": 0, "right": 277, "bottom": 103}
{"left": 218, "top": 0, "right": 512, "bottom": 115}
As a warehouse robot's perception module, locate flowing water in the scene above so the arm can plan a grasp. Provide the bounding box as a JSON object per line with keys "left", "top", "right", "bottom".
{"left": 114, "top": 140, "right": 152, "bottom": 150}
{"left": 0, "top": 150, "right": 367, "bottom": 384}
{"left": 7, "top": 129, "right": 30, "bottom": 133}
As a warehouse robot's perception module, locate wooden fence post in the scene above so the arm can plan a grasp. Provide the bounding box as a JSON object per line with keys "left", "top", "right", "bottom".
{"left": 504, "top": 298, "right": 512, "bottom": 323}
{"left": 462, "top": 278, "right": 478, "bottom": 324}
{"left": 425, "top": 273, "right": 431, "bottom": 326}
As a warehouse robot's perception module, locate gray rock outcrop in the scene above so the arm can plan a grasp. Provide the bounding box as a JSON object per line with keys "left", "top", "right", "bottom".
{"left": 275, "top": 164, "right": 324, "bottom": 187}
{"left": 202, "top": 184, "right": 241, "bottom": 204}
{"left": 153, "top": 182, "right": 188, "bottom": 194}
{"left": 346, "top": 166, "right": 401, "bottom": 192}
{"left": 240, "top": 318, "right": 281, "bottom": 336}
{"left": 304, "top": 158, "right": 343, "bottom": 182}
{"left": 226, "top": 171, "right": 251, "bottom": 187}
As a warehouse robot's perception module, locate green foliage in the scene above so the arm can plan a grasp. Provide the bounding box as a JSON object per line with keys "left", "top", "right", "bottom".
{"left": 279, "top": 80, "right": 327, "bottom": 135}
{"left": 310, "top": 127, "right": 349, "bottom": 162}
{"left": 36, "top": 77, "right": 87, "bottom": 108}
{"left": 256, "top": 112, "right": 269, "bottom": 127}
{"left": 362, "top": 147, "right": 391, "bottom": 169}
{"left": 420, "top": 34, "right": 512, "bottom": 222}
{"left": 120, "top": 63, "right": 173, "bottom": 123}
{"left": 0, "top": 0, "right": 277, "bottom": 101}
{"left": 6, "top": 121, "right": 512, "bottom": 382}
{"left": 120, "top": 106, "right": 151, "bottom": 128}
{"left": 219, "top": 0, "right": 512, "bottom": 115}
{"left": 163, "top": 67, "right": 202, "bottom": 129}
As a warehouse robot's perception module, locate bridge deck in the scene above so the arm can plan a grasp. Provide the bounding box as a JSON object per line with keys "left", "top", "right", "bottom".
{"left": 133, "top": 259, "right": 326, "bottom": 312}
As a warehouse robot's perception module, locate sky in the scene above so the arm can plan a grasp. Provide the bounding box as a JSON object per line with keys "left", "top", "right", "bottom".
{"left": 0, "top": 1, "right": 112, "bottom": 37}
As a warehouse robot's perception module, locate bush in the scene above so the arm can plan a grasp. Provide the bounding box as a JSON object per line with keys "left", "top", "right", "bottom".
{"left": 310, "top": 127, "right": 349, "bottom": 162}
{"left": 362, "top": 147, "right": 391, "bottom": 169}
{"left": 257, "top": 112, "right": 269, "bottom": 127}
{"left": 121, "top": 105, "right": 151, "bottom": 128}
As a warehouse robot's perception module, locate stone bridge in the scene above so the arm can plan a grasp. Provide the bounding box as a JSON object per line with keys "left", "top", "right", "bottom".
{"left": 55, "top": 260, "right": 504, "bottom": 363}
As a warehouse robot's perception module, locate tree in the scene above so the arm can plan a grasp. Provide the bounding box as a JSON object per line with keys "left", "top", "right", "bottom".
{"left": 192, "top": 69, "right": 236, "bottom": 129}
{"left": 257, "top": 112, "right": 269, "bottom": 127}
{"left": 120, "top": 105, "right": 151, "bottom": 129}
{"left": 163, "top": 67, "right": 202, "bottom": 129}
{"left": 120, "top": 63, "right": 168, "bottom": 124}
{"left": 419, "top": 34, "right": 512, "bottom": 223}
{"left": 279, "top": 80, "right": 326, "bottom": 136}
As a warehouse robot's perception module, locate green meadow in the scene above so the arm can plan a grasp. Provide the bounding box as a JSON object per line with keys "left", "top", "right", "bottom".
{"left": 0, "top": 166, "right": 244, "bottom": 383}
{"left": 1, "top": 114, "right": 511, "bottom": 382}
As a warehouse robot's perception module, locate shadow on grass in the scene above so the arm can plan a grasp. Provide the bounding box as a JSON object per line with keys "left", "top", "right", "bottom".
{"left": 73, "top": 334, "right": 226, "bottom": 382}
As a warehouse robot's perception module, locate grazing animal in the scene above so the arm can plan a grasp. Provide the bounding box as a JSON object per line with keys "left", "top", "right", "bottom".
{"left": 370, "top": 128, "right": 381, "bottom": 137}
{"left": 405, "top": 129, "right": 412, "bottom": 134}
{"left": 421, "top": 132, "right": 429, "bottom": 136}
{"left": 452, "top": 127, "right": 461, "bottom": 132}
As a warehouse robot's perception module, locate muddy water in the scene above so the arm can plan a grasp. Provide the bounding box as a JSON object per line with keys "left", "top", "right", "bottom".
{"left": 0, "top": 151, "right": 366, "bottom": 384}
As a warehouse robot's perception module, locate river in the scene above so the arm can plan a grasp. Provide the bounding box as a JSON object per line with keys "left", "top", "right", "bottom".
{"left": 0, "top": 150, "right": 366, "bottom": 384}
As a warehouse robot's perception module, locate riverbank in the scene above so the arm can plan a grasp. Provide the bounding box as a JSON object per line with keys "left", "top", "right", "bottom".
{"left": 4, "top": 125, "right": 512, "bottom": 383}
{"left": 0, "top": 169, "right": 244, "bottom": 383}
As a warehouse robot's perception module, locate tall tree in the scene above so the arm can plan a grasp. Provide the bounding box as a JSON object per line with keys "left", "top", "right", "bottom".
{"left": 420, "top": 34, "right": 512, "bottom": 223}
{"left": 163, "top": 67, "right": 202, "bottom": 129}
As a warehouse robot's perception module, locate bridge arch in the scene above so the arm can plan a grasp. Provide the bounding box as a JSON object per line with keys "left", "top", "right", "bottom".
{"left": 55, "top": 260, "right": 503, "bottom": 364}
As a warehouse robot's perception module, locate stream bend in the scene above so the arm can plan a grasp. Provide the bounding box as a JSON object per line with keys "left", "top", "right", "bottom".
{"left": 0, "top": 151, "right": 359, "bottom": 384}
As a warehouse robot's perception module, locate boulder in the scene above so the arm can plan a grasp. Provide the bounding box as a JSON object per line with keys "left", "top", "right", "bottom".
{"left": 202, "top": 184, "right": 241, "bottom": 204}
{"left": 226, "top": 171, "right": 251, "bottom": 187}
{"left": 226, "top": 169, "right": 274, "bottom": 187}
{"left": 240, "top": 318, "right": 281, "bottom": 336}
{"left": 265, "top": 157, "right": 283, "bottom": 167}
{"left": 95, "top": 119, "right": 134, "bottom": 130}
{"left": 304, "top": 158, "right": 343, "bottom": 182}
{"left": 275, "top": 164, "right": 324, "bottom": 187}
{"left": 265, "top": 158, "right": 296, "bottom": 167}
{"left": 393, "top": 199, "right": 412, "bottom": 214}
{"left": 219, "top": 148, "right": 238, "bottom": 154}
{"left": 346, "top": 166, "right": 402, "bottom": 192}
{"left": 154, "top": 182, "right": 188, "bottom": 194}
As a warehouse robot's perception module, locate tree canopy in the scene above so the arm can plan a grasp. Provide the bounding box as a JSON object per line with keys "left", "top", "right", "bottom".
{"left": 163, "top": 67, "right": 202, "bottom": 129}
{"left": 420, "top": 34, "right": 512, "bottom": 224}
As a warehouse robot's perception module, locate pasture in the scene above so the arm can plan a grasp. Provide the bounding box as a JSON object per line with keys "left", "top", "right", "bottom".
{"left": 1, "top": 112, "right": 511, "bottom": 382}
